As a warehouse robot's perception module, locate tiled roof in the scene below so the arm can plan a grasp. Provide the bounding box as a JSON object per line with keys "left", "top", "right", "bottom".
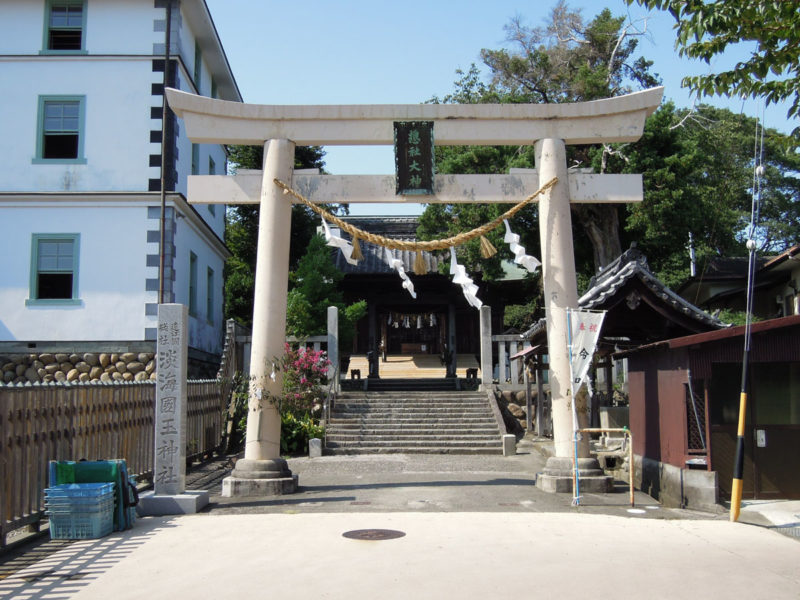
{"left": 329, "top": 217, "right": 445, "bottom": 275}
{"left": 523, "top": 247, "right": 727, "bottom": 340}
{"left": 580, "top": 248, "right": 726, "bottom": 329}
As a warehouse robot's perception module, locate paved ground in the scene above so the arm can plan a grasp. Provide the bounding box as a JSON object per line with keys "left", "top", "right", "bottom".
{"left": 2, "top": 442, "right": 799, "bottom": 599}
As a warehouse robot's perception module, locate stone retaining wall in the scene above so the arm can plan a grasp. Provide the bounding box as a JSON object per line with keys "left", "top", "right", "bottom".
{"left": 1, "top": 352, "right": 156, "bottom": 385}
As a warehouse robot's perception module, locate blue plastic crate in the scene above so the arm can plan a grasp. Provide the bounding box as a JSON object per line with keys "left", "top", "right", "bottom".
{"left": 45, "top": 482, "right": 115, "bottom": 499}
{"left": 46, "top": 498, "right": 115, "bottom": 513}
{"left": 45, "top": 496, "right": 114, "bottom": 508}
{"left": 48, "top": 506, "right": 113, "bottom": 540}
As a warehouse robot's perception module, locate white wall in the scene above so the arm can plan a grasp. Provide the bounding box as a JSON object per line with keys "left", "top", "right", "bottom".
{"left": 0, "top": 202, "right": 152, "bottom": 341}
{"left": 0, "top": 0, "right": 161, "bottom": 55}
{"left": 173, "top": 211, "right": 226, "bottom": 354}
{"left": 0, "top": 0, "right": 232, "bottom": 355}
{"left": 1, "top": 59, "right": 160, "bottom": 192}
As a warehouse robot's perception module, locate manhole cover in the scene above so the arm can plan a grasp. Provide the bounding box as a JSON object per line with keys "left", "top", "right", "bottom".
{"left": 342, "top": 529, "right": 406, "bottom": 541}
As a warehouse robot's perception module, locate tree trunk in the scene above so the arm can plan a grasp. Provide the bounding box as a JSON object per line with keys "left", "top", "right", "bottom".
{"left": 572, "top": 204, "right": 622, "bottom": 271}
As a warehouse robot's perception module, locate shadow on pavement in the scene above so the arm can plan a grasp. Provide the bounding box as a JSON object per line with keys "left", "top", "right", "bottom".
{"left": 0, "top": 517, "right": 179, "bottom": 600}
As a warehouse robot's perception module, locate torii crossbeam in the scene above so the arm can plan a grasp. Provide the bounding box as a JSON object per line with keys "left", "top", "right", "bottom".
{"left": 167, "top": 86, "right": 663, "bottom": 496}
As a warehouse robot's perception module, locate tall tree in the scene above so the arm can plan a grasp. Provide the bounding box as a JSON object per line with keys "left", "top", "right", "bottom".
{"left": 420, "top": 3, "right": 660, "bottom": 277}
{"left": 604, "top": 102, "right": 800, "bottom": 287}
{"left": 626, "top": 0, "right": 800, "bottom": 138}
{"left": 287, "top": 234, "right": 367, "bottom": 354}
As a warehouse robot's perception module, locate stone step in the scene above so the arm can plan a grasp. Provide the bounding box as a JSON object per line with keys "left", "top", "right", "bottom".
{"left": 328, "top": 420, "right": 498, "bottom": 428}
{"left": 326, "top": 439, "right": 502, "bottom": 449}
{"left": 327, "top": 423, "right": 500, "bottom": 431}
{"left": 337, "top": 390, "right": 485, "bottom": 396}
{"left": 331, "top": 409, "right": 492, "bottom": 417}
{"left": 325, "top": 446, "right": 503, "bottom": 455}
{"left": 326, "top": 435, "right": 500, "bottom": 444}
{"left": 325, "top": 389, "right": 502, "bottom": 455}
{"left": 333, "top": 400, "right": 489, "bottom": 407}
{"left": 337, "top": 391, "right": 486, "bottom": 398}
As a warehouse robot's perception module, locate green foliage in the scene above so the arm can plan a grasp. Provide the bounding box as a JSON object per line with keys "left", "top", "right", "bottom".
{"left": 280, "top": 344, "right": 329, "bottom": 414}
{"left": 280, "top": 411, "right": 325, "bottom": 456}
{"left": 290, "top": 234, "right": 345, "bottom": 330}
{"left": 601, "top": 102, "right": 800, "bottom": 287}
{"left": 504, "top": 298, "right": 540, "bottom": 331}
{"left": 277, "top": 344, "right": 328, "bottom": 456}
{"left": 626, "top": 0, "right": 800, "bottom": 138}
{"left": 420, "top": 3, "right": 661, "bottom": 278}
{"left": 716, "top": 309, "right": 764, "bottom": 327}
{"left": 223, "top": 145, "right": 332, "bottom": 325}
{"left": 286, "top": 234, "right": 367, "bottom": 357}
{"left": 221, "top": 372, "right": 251, "bottom": 454}
{"left": 340, "top": 300, "right": 368, "bottom": 354}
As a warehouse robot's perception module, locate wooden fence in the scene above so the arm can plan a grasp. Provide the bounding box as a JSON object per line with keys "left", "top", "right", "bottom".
{"left": 0, "top": 379, "right": 224, "bottom": 548}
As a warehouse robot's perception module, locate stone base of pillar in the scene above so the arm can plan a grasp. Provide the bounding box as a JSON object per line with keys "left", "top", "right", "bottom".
{"left": 220, "top": 458, "right": 298, "bottom": 497}
{"left": 137, "top": 490, "right": 209, "bottom": 516}
{"left": 535, "top": 456, "right": 613, "bottom": 494}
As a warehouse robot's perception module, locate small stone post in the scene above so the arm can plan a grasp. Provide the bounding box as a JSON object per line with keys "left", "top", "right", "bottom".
{"left": 327, "top": 306, "right": 339, "bottom": 392}
{"left": 479, "top": 305, "right": 492, "bottom": 390}
{"left": 448, "top": 303, "right": 457, "bottom": 379}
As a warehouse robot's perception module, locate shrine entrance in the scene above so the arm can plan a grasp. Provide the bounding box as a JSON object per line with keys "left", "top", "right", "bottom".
{"left": 166, "top": 86, "right": 662, "bottom": 496}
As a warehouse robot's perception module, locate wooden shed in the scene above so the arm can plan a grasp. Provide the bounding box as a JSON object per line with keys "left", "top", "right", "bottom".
{"left": 621, "top": 315, "right": 800, "bottom": 505}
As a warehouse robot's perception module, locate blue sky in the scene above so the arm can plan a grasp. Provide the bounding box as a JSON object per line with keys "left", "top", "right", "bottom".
{"left": 205, "top": 0, "right": 795, "bottom": 215}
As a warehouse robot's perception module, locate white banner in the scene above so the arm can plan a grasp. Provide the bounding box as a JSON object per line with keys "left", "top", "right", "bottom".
{"left": 568, "top": 309, "right": 605, "bottom": 394}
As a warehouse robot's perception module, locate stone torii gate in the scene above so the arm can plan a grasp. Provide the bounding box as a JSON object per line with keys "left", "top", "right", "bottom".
{"left": 167, "top": 86, "right": 663, "bottom": 496}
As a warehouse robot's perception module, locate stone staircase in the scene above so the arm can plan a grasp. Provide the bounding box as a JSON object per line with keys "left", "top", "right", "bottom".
{"left": 325, "top": 390, "right": 504, "bottom": 455}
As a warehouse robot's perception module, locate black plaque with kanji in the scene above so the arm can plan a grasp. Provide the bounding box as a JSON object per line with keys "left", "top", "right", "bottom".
{"left": 394, "top": 121, "right": 434, "bottom": 195}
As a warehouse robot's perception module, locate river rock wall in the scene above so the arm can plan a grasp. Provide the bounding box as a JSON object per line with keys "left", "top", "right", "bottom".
{"left": 1, "top": 352, "right": 156, "bottom": 385}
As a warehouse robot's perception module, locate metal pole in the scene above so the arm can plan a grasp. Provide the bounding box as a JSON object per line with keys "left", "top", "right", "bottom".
{"left": 731, "top": 113, "right": 765, "bottom": 522}
{"left": 524, "top": 361, "right": 533, "bottom": 432}
{"left": 730, "top": 249, "right": 755, "bottom": 521}
{"left": 158, "top": 0, "right": 172, "bottom": 304}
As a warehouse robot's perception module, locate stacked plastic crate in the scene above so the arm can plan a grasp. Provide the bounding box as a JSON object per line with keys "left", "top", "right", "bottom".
{"left": 45, "top": 482, "right": 115, "bottom": 539}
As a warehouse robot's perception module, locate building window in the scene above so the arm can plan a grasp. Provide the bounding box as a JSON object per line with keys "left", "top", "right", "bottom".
{"left": 44, "top": 0, "right": 86, "bottom": 52}
{"left": 189, "top": 252, "right": 198, "bottom": 316}
{"left": 35, "top": 96, "right": 86, "bottom": 163}
{"left": 211, "top": 78, "right": 218, "bottom": 99}
{"left": 206, "top": 267, "right": 214, "bottom": 324}
{"left": 194, "top": 41, "right": 202, "bottom": 92}
{"left": 191, "top": 144, "right": 199, "bottom": 175}
{"left": 208, "top": 156, "right": 216, "bottom": 216}
{"left": 28, "top": 234, "right": 80, "bottom": 304}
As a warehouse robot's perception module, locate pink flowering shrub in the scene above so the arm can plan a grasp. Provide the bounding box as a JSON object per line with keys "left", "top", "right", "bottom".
{"left": 280, "top": 343, "right": 330, "bottom": 415}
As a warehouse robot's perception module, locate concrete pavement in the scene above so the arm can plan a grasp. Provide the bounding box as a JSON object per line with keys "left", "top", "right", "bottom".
{"left": 2, "top": 446, "right": 799, "bottom": 599}
{"left": 2, "top": 512, "right": 799, "bottom": 599}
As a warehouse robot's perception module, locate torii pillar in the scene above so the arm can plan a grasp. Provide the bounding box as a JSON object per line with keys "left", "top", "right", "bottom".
{"left": 166, "top": 86, "right": 663, "bottom": 496}
{"left": 223, "top": 139, "right": 299, "bottom": 496}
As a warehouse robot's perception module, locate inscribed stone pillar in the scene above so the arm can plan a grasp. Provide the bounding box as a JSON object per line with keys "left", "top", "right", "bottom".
{"left": 535, "top": 138, "right": 589, "bottom": 459}
{"left": 137, "top": 303, "right": 208, "bottom": 515}
{"left": 154, "top": 303, "right": 187, "bottom": 495}
{"left": 225, "top": 139, "right": 297, "bottom": 495}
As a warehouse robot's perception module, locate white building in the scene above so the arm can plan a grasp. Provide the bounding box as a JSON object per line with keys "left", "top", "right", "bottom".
{"left": 0, "top": 0, "right": 239, "bottom": 375}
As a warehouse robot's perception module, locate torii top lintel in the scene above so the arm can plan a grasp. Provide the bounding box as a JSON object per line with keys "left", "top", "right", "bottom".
{"left": 166, "top": 87, "right": 663, "bottom": 147}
